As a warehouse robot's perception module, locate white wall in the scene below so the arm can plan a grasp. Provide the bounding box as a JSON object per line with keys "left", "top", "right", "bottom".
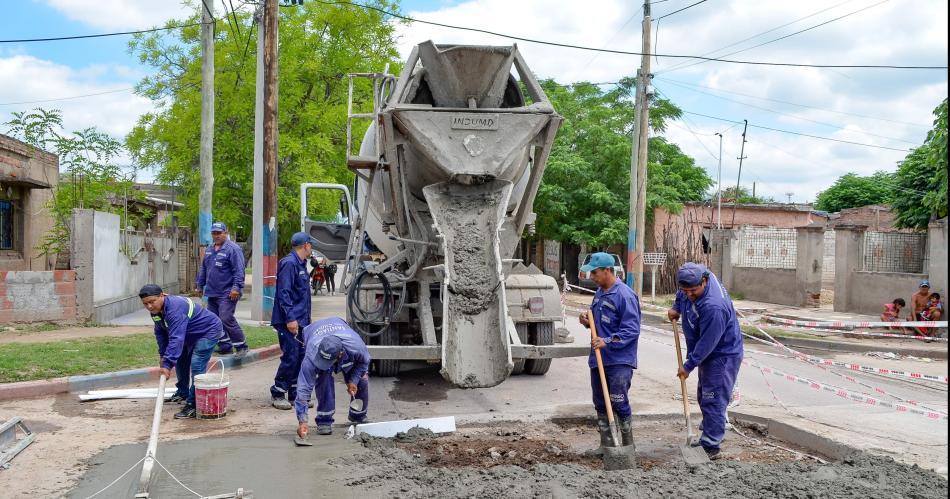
{"left": 92, "top": 211, "right": 178, "bottom": 305}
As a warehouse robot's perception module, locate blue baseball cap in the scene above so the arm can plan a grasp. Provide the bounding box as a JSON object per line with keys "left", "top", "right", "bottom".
{"left": 313, "top": 336, "right": 343, "bottom": 371}
{"left": 581, "top": 252, "right": 615, "bottom": 272}
{"left": 677, "top": 262, "right": 708, "bottom": 287}
{"left": 919, "top": 280, "right": 931, "bottom": 288}
{"left": 210, "top": 221, "right": 227, "bottom": 232}
{"left": 291, "top": 232, "right": 313, "bottom": 247}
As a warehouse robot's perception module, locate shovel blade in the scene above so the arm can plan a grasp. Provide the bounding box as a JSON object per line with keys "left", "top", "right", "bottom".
{"left": 602, "top": 444, "right": 637, "bottom": 471}
{"left": 680, "top": 444, "right": 710, "bottom": 465}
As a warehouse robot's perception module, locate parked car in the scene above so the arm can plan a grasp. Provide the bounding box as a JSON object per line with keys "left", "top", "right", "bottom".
{"left": 577, "top": 253, "right": 625, "bottom": 290}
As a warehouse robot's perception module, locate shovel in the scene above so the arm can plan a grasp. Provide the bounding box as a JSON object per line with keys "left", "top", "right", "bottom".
{"left": 588, "top": 311, "right": 636, "bottom": 471}
{"left": 672, "top": 321, "right": 710, "bottom": 465}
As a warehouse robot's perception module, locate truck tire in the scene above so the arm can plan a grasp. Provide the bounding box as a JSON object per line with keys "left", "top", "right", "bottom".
{"left": 511, "top": 323, "right": 529, "bottom": 375}
{"left": 524, "top": 322, "right": 554, "bottom": 375}
{"left": 366, "top": 324, "right": 401, "bottom": 377}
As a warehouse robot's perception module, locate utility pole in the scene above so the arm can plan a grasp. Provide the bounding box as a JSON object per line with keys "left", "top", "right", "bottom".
{"left": 730, "top": 119, "right": 748, "bottom": 228}
{"left": 260, "top": 0, "right": 279, "bottom": 320}
{"left": 250, "top": 6, "right": 265, "bottom": 321}
{"left": 714, "top": 131, "right": 723, "bottom": 229}
{"left": 752, "top": 182, "right": 756, "bottom": 200}
{"left": 198, "top": 0, "right": 215, "bottom": 252}
{"left": 626, "top": 0, "right": 651, "bottom": 296}
{"left": 785, "top": 192, "right": 794, "bottom": 204}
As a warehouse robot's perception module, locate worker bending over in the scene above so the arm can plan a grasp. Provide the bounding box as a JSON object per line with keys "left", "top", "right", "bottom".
{"left": 578, "top": 252, "right": 640, "bottom": 449}
{"left": 667, "top": 263, "right": 743, "bottom": 460}
{"left": 139, "top": 284, "right": 224, "bottom": 419}
{"left": 295, "top": 317, "right": 371, "bottom": 439}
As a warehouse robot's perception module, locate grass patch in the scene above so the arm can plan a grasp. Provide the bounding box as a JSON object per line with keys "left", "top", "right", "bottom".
{"left": 2, "top": 322, "right": 64, "bottom": 333}
{"left": 0, "top": 326, "right": 277, "bottom": 383}
{"left": 740, "top": 325, "right": 816, "bottom": 340}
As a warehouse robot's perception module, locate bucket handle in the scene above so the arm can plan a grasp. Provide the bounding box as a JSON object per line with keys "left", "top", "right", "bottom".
{"left": 207, "top": 357, "right": 226, "bottom": 384}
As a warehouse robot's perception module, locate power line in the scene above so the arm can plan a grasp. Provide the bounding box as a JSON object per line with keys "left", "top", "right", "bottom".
{"left": 0, "top": 87, "right": 134, "bottom": 106}
{"left": 680, "top": 109, "right": 912, "bottom": 152}
{"left": 655, "top": 77, "right": 932, "bottom": 128}
{"left": 580, "top": 4, "right": 643, "bottom": 73}
{"left": 666, "top": 0, "right": 892, "bottom": 73}
{"left": 656, "top": 80, "right": 920, "bottom": 145}
{"left": 657, "top": 0, "right": 709, "bottom": 20}
{"left": 658, "top": 0, "right": 859, "bottom": 74}
{"left": 0, "top": 22, "right": 209, "bottom": 43}
{"left": 310, "top": 0, "right": 946, "bottom": 69}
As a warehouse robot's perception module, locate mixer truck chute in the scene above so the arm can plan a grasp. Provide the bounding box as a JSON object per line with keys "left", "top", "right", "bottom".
{"left": 303, "top": 41, "right": 589, "bottom": 388}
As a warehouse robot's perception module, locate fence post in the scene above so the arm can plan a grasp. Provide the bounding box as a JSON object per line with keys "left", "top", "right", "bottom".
{"left": 833, "top": 224, "right": 867, "bottom": 312}
{"left": 70, "top": 209, "right": 95, "bottom": 322}
{"left": 795, "top": 225, "right": 824, "bottom": 308}
{"left": 929, "top": 217, "right": 948, "bottom": 296}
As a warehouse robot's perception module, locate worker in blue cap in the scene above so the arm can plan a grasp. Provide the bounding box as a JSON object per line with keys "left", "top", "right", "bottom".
{"left": 577, "top": 251, "right": 640, "bottom": 450}
{"left": 139, "top": 284, "right": 224, "bottom": 419}
{"left": 295, "top": 317, "right": 371, "bottom": 439}
{"left": 667, "top": 262, "right": 743, "bottom": 460}
{"left": 270, "top": 232, "right": 314, "bottom": 410}
{"left": 195, "top": 221, "right": 248, "bottom": 357}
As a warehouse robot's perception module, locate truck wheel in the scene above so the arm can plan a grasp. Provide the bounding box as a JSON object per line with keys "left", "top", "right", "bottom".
{"left": 511, "top": 323, "right": 528, "bottom": 375}
{"left": 524, "top": 322, "right": 554, "bottom": 375}
{"left": 366, "top": 324, "right": 401, "bottom": 377}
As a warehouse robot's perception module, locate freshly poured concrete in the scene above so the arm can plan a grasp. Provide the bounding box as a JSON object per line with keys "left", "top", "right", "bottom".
{"left": 69, "top": 434, "right": 369, "bottom": 499}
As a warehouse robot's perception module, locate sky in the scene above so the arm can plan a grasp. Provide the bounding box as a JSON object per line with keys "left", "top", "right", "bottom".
{"left": 0, "top": 0, "right": 947, "bottom": 203}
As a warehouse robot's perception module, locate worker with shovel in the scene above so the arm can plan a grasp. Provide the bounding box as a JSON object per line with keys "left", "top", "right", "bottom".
{"left": 294, "top": 317, "right": 371, "bottom": 443}
{"left": 270, "top": 232, "right": 314, "bottom": 410}
{"left": 578, "top": 252, "right": 640, "bottom": 452}
{"left": 667, "top": 263, "right": 743, "bottom": 461}
{"left": 139, "top": 284, "right": 225, "bottom": 419}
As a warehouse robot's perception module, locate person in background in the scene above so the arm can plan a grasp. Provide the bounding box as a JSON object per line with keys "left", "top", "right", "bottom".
{"left": 195, "top": 222, "right": 248, "bottom": 357}
{"left": 910, "top": 280, "right": 932, "bottom": 321}
{"left": 323, "top": 258, "right": 337, "bottom": 296}
{"left": 880, "top": 298, "right": 906, "bottom": 333}
{"left": 270, "top": 232, "right": 314, "bottom": 410}
{"left": 915, "top": 293, "right": 943, "bottom": 340}
{"left": 139, "top": 284, "right": 224, "bottom": 419}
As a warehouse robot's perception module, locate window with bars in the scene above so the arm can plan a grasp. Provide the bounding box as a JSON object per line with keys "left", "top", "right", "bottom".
{"left": 863, "top": 231, "right": 927, "bottom": 273}
{"left": 733, "top": 227, "right": 797, "bottom": 269}
{"left": 0, "top": 199, "right": 20, "bottom": 251}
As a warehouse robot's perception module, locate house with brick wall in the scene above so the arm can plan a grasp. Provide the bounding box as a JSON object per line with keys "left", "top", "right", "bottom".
{"left": 0, "top": 133, "right": 58, "bottom": 272}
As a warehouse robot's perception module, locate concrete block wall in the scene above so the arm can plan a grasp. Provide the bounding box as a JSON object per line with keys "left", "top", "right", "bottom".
{"left": 928, "top": 218, "right": 947, "bottom": 297}
{"left": 0, "top": 270, "right": 77, "bottom": 322}
{"left": 730, "top": 267, "right": 799, "bottom": 305}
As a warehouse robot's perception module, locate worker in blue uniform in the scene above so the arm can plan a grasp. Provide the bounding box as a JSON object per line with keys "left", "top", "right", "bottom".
{"left": 270, "top": 232, "right": 314, "bottom": 410}
{"left": 139, "top": 284, "right": 224, "bottom": 419}
{"left": 577, "top": 252, "right": 640, "bottom": 449}
{"left": 667, "top": 262, "right": 744, "bottom": 460}
{"left": 195, "top": 221, "right": 248, "bottom": 356}
{"left": 294, "top": 317, "right": 371, "bottom": 439}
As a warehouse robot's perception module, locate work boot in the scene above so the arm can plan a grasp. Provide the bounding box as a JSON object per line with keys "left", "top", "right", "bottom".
{"left": 596, "top": 414, "right": 612, "bottom": 448}
{"left": 705, "top": 447, "right": 722, "bottom": 461}
{"left": 272, "top": 397, "right": 292, "bottom": 410}
{"left": 619, "top": 417, "right": 634, "bottom": 447}
{"left": 174, "top": 405, "right": 197, "bottom": 419}
{"left": 316, "top": 425, "right": 333, "bottom": 435}
{"left": 167, "top": 392, "right": 187, "bottom": 404}
{"left": 234, "top": 346, "right": 249, "bottom": 359}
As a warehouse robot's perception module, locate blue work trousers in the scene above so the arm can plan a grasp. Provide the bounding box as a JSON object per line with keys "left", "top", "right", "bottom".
{"left": 271, "top": 325, "right": 305, "bottom": 400}
{"left": 174, "top": 337, "right": 216, "bottom": 407}
{"left": 207, "top": 296, "right": 246, "bottom": 351}
{"left": 590, "top": 365, "right": 633, "bottom": 419}
{"left": 697, "top": 353, "right": 743, "bottom": 451}
{"left": 313, "top": 371, "right": 370, "bottom": 426}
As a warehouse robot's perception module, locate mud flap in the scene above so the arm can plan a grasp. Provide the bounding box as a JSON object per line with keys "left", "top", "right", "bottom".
{"left": 424, "top": 179, "right": 514, "bottom": 388}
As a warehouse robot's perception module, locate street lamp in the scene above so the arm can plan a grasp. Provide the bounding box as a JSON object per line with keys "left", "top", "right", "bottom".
{"left": 714, "top": 132, "right": 723, "bottom": 229}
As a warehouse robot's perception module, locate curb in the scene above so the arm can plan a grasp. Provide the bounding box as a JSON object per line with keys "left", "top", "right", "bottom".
{"left": 0, "top": 344, "right": 283, "bottom": 402}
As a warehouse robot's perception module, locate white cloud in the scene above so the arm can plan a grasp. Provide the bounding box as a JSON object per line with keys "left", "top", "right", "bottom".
{"left": 42, "top": 0, "right": 195, "bottom": 30}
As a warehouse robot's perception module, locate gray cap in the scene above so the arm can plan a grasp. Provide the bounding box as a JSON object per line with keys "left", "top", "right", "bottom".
{"left": 291, "top": 232, "right": 313, "bottom": 247}
{"left": 677, "top": 262, "right": 708, "bottom": 287}
{"left": 313, "top": 336, "right": 343, "bottom": 371}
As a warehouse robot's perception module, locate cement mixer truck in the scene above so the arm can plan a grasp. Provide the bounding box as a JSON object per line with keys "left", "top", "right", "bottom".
{"left": 302, "top": 41, "right": 588, "bottom": 388}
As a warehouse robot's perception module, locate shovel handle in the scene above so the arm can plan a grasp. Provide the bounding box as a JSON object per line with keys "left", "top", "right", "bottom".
{"left": 588, "top": 311, "right": 616, "bottom": 426}
{"left": 672, "top": 321, "right": 694, "bottom": 438}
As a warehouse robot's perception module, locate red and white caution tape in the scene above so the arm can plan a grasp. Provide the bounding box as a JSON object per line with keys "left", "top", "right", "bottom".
{"left": 750, "top": 360, "right": 948, "bottom": 421}
{"left": 762, "top": 315, "right": 947, "bottom": 329}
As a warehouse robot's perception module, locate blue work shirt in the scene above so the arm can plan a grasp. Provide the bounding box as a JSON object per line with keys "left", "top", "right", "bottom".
{"left": 672, "top": 272, "right": 744, "bottom": 373}
{"left": 271, "top": 251, "right": 311, "bottom": 326}
{"left": 295, "top": 317, "right": 372, "bottom": 422}
{"left": 196, "top": 239, "right": 246, "bottom": 298}
{"left": 152, "top": 295, "right": 224, "bottom": 369}
{"left": 589, "top": 280, "right": 641, "bottom": 369}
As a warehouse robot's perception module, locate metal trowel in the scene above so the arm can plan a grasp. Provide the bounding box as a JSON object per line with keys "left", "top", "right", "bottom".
{"left": 672, "top": 321, "right": 710, "bottom": 465}
{"left": 294, "top": 433, "right": 313, "bottom": 447}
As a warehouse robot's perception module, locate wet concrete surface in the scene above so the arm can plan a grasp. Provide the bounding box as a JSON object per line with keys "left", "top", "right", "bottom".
{"left": 69, "top": 434, "right": 370, "bottom": 499}
{"left": 390, "top": 367, "right": 450, "bottom": 402}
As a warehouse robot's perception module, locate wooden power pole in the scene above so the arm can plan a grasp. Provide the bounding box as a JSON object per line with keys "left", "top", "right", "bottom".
{"left": 199, "top": 0, "right": 215, "bottom": 250}
{"left": 260, "top": 0, "right": 279, "bottom": 320}
{"left": 626, "top": 0, "right": 651, "bottom": 296}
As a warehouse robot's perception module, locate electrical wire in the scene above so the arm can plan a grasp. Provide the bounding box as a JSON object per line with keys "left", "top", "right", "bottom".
{"left": 579, "top": 4, "right": 643, "bottom": 73}
{"left": 0, "top": 22, "right": 209, "bottom": 43}
{"left": 309, "top": 0, "right": 946, "bottom": 70}
{"left": 0, "top": 87, "right": 134, "bottom": 106}
{"left": 656, "top": 0, "right": 708, "bottom": 20}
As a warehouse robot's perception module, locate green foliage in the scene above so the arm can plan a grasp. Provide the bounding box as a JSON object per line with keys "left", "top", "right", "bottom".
{"left": 719, "top": 185, "right": 773, "bottom": 204}
{"left": 893, "top": 99, "right": 948, "bottom": 229}
{"left": 814, "top": 171, "right": 894, "bottom": 213}
{"left": 126, "top": 1, "right": 401, "bottom": 251}
{"left": 3, "top": 108, "right": 141, "bottom": 260}
{"left": 533, "top": 79, "right": 712, "bottom": 247}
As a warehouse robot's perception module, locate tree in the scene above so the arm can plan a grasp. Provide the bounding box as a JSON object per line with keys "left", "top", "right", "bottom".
{"left": 814, "top": 171, "right": 894, "bottom": 213}
{"left": 717, "top": 185, "right": 773, "bottom": 204}
{"left": 533, "top": 79, "right": 712, "bottom": 247}
{"left": 126, "top": 1, "right": 401, "bottom": 252}
{"left": 893, "top": 99, "right": 948, "bottom": 229}
{"left": 4, "top": 108, "right": 143, "bottom": 261}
